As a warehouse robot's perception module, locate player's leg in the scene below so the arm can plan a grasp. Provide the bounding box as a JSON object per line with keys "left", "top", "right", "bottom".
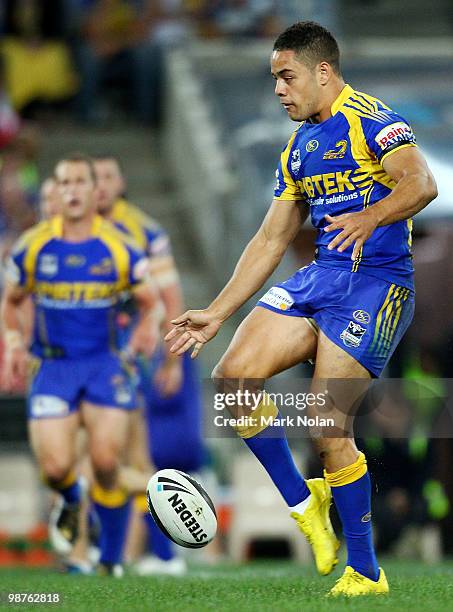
{"left": 81, "top": 351, "right": 139, "bottom": 575}
{"left": 211, "top": 306, "right": 340, "bottom": 570}
{"left": 307, "top": 274, "right": 414, "bottom": 594}
{"left": 135, "top": 351, "right": 204, "bottom": 575}
{"left": 29, "top": 413, "right": 80, "bottom": 493}
{"left": 310, "top": 331, "right": 388, "bottom": 595}
{"left": 27, "top": 360, "right": 84, "bottom": 554}
{"left": 310, "top": 332, "right": 377, "bottom": 570}
{"left": 82, "top": 402, "right": 132, "bottom": 575}
{"left": 213, "top": 305, "right": 316, "bottom": 501}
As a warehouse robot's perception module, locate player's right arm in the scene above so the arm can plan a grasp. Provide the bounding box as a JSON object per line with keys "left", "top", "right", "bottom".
{"left": 0, "top": 282, "right": 31, "bottom": 389}
{"left": 166, "top": 198, "right": 308, "bottom": 357}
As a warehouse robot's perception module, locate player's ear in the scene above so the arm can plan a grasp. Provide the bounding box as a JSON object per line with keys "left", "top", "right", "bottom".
{"left": 317, "top": 61, "right": 331, "bottom": 86}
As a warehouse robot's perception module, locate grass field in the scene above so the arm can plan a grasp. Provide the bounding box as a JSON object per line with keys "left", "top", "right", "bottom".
{"left": 0, "top": 560, "right": 452, "bottom": 611}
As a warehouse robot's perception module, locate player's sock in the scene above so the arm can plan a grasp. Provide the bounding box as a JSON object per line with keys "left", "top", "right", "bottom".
{"left": 134, "top": 494, "right": 174, "bottom": 561}
{"left": 325, "top": 451, "right": 379, "bottom": 581}
{"left": 144, "top": 512, "right": 174, "bottom": 561}
{"left": 43, "top": 470, "right": 82, "bottom": 505}
{"left": 233, "top": 393, "right": 310, "bottom": 507}
{"left": 91, "top": 484, "right": 130, "bottom": 565}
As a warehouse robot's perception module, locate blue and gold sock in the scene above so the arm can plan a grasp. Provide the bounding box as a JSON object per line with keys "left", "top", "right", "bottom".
{"left": 43, "top": 470, "right": 82, "bottom": 505}
{"left": 233, "top": 394, "right": 310, "bottom": 507}
{"left": 134, "top": 494, "right": 174, "bottom": 561}
{"left": 144, "top": 513, "right": 173, "bottom": 561}
{"left": 91, "top": 484, "right": 131, "bottom": 565}
{"left": 325, "top": 451, "right": 379, "bottom": 581}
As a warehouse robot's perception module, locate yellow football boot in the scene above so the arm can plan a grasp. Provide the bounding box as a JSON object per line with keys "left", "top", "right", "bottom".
{"left": 328, "top": 565, "right": 389, "bottom": 597}
{"left": 290, "top": 478, "right": 340, "bottom": 575}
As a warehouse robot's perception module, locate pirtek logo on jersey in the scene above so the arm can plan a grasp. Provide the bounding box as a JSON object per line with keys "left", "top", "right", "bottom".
{"left": 299, "top": 170, "right": 358, "bottom": 198}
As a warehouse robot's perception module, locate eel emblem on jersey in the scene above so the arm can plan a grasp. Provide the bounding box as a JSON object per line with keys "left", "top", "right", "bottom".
{"left": 323, "top": 140, "right": 348, "bottom": 159}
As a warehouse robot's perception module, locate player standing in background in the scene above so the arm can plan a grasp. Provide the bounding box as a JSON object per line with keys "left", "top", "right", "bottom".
{"left": 166, "top": 22, "right": 437, "bottom": 596}
{"left": 1, "top": 155, "right": 158, "bottom": 576}
{"left": 39, "top": 177, "right": 62, "bottom": 220}
{"left": 94, "top": 155, "right": 206, "bottom": 575}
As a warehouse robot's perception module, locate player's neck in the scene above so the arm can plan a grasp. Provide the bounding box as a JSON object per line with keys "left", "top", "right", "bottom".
{"left": 310, "top": 78, "right": 346, "bottom": 124}
{"left": 62, "top": 214, "right": 96, "bottom": 242}
{"left": 102, "top": 200, "right": 120, "bottom": 220}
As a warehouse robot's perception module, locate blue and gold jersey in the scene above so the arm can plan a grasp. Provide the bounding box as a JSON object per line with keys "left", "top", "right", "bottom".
{"left": 7, "top": 215, "right": 147, "bottom": 358}
{"left": 274, "top": 84, "right": 417, "bottom": 290}
{"left": 109, "top": 199, "right": 172, "bottom": 258}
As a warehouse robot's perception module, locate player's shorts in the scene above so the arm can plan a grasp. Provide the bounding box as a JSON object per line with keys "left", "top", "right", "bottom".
{"left": 27, "top": 352, "right": 137, "bottom": 419}
{"left": 137, "top": 350, "right": 205, "bottom": 472}
{"left": 257, "top": 262, "right": 415, "bottom": 377}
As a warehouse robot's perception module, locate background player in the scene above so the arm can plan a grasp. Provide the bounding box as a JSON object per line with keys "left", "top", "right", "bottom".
{"left": 1, "top": 154, "right": 158, "bottom": 576}
{"left": 94, "top": 154, "right": 206, "bottom": 574}
{"left": 39, "top": 177, "right": 62, "bottom": 220}
{"left": 166, "top": 21, "right": 437, "bottom": 597}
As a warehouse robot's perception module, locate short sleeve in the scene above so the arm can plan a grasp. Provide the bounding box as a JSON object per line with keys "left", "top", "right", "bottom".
{"left": 362, "top": 110, "right": 417, "bottom": 164}
{"left": 273, "top": 137, "right": 304, "bottom": 202}
{"left": 126, "top": 244, "right": 149, "bottom": 286}
{"left": 145, "top": 225, "right": 172, "bottom": 258}
{"left": 5, "top": 244, "right": 27, "bottom": 287}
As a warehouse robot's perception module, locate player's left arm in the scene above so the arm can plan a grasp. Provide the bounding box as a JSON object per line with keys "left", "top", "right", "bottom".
{"left": 325, "top": 145, "right": 437, "bottom": 260}
{"left": 149, "top": 253, "right": 185, "bottom": 397}
{"left": 126, "top": 258, "right": 161, "bottom": 359}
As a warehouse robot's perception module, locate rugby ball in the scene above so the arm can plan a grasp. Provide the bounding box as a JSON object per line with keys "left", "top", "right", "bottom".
{"left": 146, "top": 469, "right": 217, "bottom": 548}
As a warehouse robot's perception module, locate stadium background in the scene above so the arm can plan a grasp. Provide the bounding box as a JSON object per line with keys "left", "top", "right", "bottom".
{"left": 0, "top": 0, "right": 453, "bottom": 591}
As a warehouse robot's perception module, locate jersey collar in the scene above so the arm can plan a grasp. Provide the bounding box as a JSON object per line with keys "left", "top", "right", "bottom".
{"left": 111, "top": 198, "right": 128, "bottom": 219}
{"left": 49, "top": 214, "right": 104, "bottom": 238}
{"left": 331, "top": 84, "right": 354, "bottom": 116}
{"left": 50, "top": 215, "right": 63, "bottom": 237}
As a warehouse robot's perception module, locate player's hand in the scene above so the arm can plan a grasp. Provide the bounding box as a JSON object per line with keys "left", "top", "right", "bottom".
{"left": 153, "top": 358, "right": 183, "bottom": 397}
{"left": 1, "top": 346, "right": 30, "bottom": 391}
{"left": 324, "top": 209, "right": 379, "bottom": 260}
{"left": 164, "top": 309, "right": 222, "bottom": 358}
{"left": 127, "top": 316, "right": 160, "bottom": 360}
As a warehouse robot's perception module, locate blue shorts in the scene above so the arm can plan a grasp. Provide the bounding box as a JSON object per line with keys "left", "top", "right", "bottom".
{"left": 257, "top": 262, "right": 415, "bottom": 377}
{"left": 137, "top": 350, "right": 205, "bottom": 472}
{"left": 27, "top": 352, "right": 137, "bottom": 419}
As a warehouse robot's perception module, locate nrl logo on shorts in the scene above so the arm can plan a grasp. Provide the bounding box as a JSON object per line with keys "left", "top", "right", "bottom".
{"left": 340, "top": 321, "right": 367, "bottom": 348}
{"left": 353, "top": 310, "right": 371, "bottom": 324}
{"left": 290, "top": 149, "right": 301, "bottom": 172}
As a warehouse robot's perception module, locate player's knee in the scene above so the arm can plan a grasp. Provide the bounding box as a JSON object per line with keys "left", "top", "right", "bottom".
{"left": 91, "top": 452, "right": 118, "bottom": 488}
{"left": 40, "top": 455, "right": 72, "bottom": 486}
{"left": 314, "top": 437, "right": 352, "bottom": 465}
{"left": 211, "top": 353, "right": 254, "bottom": 382}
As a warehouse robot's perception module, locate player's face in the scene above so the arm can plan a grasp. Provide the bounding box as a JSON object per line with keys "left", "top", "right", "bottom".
{"left": 40, "top": 179, "right": 62, "bottom": 220}
{"left": 94, "top": 159, "right": 125, "bottom": 214}
{"left": 55, "top": 161, "right": 96, "bottom": 221}
{"left": 271, "top": 50, "right": 321, "bottom": 122}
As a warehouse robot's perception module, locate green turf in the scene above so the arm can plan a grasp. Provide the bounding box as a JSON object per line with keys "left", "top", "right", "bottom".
{"left": 0, "top": 560, "right": 452, "bottom": 612}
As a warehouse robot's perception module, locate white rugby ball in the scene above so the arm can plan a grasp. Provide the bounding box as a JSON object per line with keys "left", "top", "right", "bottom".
{"left": 146, "top": 469, "right": 217, "bottom": 548}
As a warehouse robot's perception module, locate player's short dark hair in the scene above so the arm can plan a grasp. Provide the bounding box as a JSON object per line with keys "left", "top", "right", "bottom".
{"left": 273, "top": 21, "right": 341, "bottom": 75}
{"left": 54, "top": 153, "right": 97, "bottom": 183}
{"left": 93, "top": 153, "right": 124, "bottom": 176}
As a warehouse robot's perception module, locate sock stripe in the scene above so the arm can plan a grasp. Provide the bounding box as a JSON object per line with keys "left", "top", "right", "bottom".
{"left": 324, "top": 452, "right": 367, "bottom": 487}
{"left": 91, "top": 483, "right": 129, "bottom": 508}
{"left": 134, "top": 493, "right": 149, "bottom": 513}
{"left": 233, "top": 392, "right": 278, "bottom": 439}
{"left": 41, "top": 469, "right": 78, "bottom": 490}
